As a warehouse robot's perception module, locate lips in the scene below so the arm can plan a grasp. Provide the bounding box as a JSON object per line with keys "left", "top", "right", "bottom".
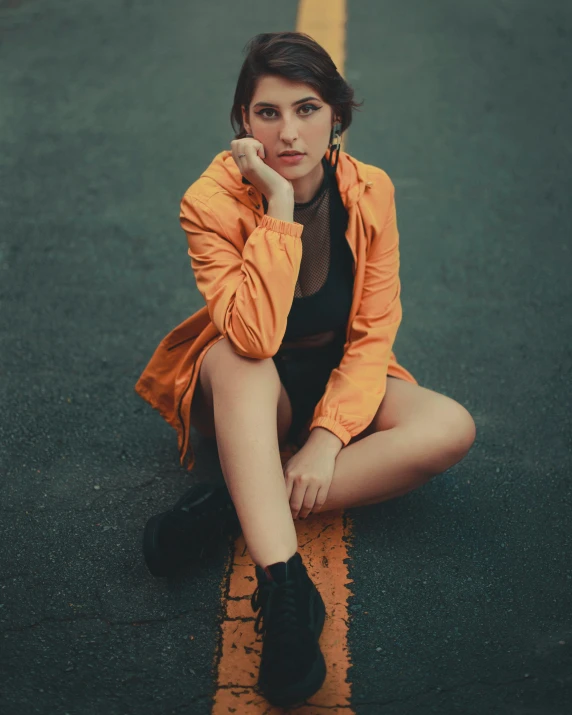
{"left": 279, "top": 152, "right": 304, "bottom": 156}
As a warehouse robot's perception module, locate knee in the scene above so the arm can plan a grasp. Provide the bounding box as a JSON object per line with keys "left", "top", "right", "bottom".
{"left": 424, "top": 402, "right": 476, "bottom": 474}
{"left": 205, "top": 336, "right": 261, "bottom": 373}
{"left": 204, "top": 336, "right": 280, "bottom": 393}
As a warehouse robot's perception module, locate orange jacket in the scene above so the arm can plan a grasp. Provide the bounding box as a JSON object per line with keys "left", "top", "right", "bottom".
{"left": 135, "top": 147, "right": 417, "bottom": 471}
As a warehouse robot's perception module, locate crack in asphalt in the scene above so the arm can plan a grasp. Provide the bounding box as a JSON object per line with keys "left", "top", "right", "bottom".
{"left": 0, "top": 608, "right": 213, "bottom": 634}
{"left": 298, "top": 522, "right": 334, "bottom": 548}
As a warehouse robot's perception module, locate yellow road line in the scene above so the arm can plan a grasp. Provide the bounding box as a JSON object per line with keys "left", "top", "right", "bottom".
{"left": 213, "top": 513, "right": 355, "bottom": 713}
{"left": 297, "top": 0, "right": 347, "bottom": 153}
{"left": 213, "top": 2, "right": 355, "bottom": 711}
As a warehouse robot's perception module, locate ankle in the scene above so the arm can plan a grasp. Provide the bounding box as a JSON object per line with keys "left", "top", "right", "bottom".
{"left": 255, "top": 550, "right": 303, "bottom": 586}
{"left": 257, "top": 548, "right": 298, "bottom": 572}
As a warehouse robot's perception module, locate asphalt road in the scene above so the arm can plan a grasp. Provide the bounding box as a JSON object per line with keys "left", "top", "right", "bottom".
{"left": 1, "top": 0, "right": 571, "bottom": 713}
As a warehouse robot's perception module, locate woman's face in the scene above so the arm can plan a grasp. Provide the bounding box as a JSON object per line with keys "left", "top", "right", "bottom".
{"left": 241, "top": 75, "right": 337, "bottom": 178}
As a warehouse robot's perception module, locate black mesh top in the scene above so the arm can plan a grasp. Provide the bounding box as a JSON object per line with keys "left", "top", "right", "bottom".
{"left": 261, "top": 156, "right": 355, "bottom": 342}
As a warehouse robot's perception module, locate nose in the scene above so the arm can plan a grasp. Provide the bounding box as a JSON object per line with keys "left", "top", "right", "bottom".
{"left": 279, "top": 115, "right": 299, "bottom": 144}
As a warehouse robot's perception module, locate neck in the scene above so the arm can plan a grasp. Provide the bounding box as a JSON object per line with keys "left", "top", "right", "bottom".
{"left": 291, "top": 158, "right": 326, "bottom": 204}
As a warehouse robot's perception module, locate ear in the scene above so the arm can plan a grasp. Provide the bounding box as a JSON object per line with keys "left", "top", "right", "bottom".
{"left": 241, "top": 105, "right": 251, "bottom": 135}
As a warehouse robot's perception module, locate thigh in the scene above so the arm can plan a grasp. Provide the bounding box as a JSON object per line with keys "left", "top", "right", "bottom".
{"left": 350, "top": 376, "right": 475, "bottom": 443}
{"left": 190, "top": 338, "right": 294, "bottom": 447}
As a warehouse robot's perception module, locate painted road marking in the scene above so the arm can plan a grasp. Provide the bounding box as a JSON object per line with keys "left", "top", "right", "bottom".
{"left": 213, "top": 511, "right": 355, "bottom": 713}
{"left": 213, "top": 2, "right": 354, "bottom": 711}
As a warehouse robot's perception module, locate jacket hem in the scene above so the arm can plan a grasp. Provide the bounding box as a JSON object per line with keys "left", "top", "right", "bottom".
{"left": 309, "top": 417, "right": 352, "bottom": 446}
{"left": 259, "top": 213, "right": 304, "bottom": 238}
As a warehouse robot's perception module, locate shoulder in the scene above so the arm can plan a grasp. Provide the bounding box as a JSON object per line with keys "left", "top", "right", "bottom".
{"left": 180, "top": 149, "right": 244, "bottom": 212}
{"left": 182, "top": 178, "right": 236, "bottom": 211}
{"left": 179, "top": 166, "right": 249, "bottom": 242}
{"left": 180, "top": 182, "right": 245, "bottom": 237}
{"left": 340, "top": 153, "right": 395, "bottom": 208}
{"left": 347, "top": 157, "right": 395, "bottom": 224}
{"left": 355, "top": 157, "right": 395, "bottom": 194}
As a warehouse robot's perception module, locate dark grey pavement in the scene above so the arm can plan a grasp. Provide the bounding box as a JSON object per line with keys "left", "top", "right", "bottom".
{"left": 1, "top": 1, "right": 571, "bottom": 713}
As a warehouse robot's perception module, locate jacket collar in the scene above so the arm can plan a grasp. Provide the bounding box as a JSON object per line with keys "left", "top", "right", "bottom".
{"left": 199, "top": 148, "right": 368, "bottom": 213}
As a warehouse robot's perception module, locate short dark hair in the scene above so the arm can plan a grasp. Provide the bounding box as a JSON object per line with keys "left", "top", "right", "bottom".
{"left": 230, "top": 31, "right": 364, "bottom": 140}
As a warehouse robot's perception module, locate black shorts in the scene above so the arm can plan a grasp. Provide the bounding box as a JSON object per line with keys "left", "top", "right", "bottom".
{"left": 271, "top": 334, "right": 346, "bottom": 446}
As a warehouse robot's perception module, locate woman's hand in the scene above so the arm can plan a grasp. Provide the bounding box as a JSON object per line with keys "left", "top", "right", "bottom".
{"left": 283, "top": 439, "right": 337, "bottom": 519}
{"left": 230, "top": 136, "right": 294, "bottom": 201}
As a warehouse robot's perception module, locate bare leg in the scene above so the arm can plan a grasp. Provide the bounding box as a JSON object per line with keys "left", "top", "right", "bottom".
{"left": 317, "top": 428, "right": 445, "bottom": 513}
{"left": 196, "top": 338, "right": 298, "bottom": 568}
{"left": 305, "top": 377, "right": 477, "bottom": 516}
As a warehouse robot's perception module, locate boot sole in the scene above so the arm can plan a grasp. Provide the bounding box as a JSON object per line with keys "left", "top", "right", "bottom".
{"left": 259, "top": 587, "right": 327, "bottom": 708}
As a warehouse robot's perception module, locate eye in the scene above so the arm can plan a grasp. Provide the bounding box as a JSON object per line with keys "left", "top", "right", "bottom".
{"left": 299, "top": 104, "right": 319, "bottom": 115}
{"left": 255, "top": 104, "right": 320, "bottom": 119}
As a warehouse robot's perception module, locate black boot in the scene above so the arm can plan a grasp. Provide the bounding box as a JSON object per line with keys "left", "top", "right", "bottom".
{"left": 250, "top": 551, "right": 327, "bottom": 708}
{"left": 142, "top": 483, "right": 241, "bottom": 577}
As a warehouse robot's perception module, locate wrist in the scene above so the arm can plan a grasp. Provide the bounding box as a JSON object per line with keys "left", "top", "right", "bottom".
{"left": 266, "top": 196, "right": 294, "bottom": 223}
{"left": 268, "top": 189, "right": 294, "bottom": 206}
{"left": 306, "top": 426, "right": 343, "bottom": 454}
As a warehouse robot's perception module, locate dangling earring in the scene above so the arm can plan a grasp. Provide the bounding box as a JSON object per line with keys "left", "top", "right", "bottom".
{"left": 329, "top": 121, "right": 342, "bottom": 173}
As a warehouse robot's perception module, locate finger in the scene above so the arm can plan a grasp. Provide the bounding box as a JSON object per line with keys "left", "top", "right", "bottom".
{"left": 243, "top": 140, "right": 264, "bottom": 162}
{"left": 237, "top": 142, "right": 254, "bottom": 164}
{"left": 312, "top": 486, "right": 328, "bottom": 514}
{"left": 232, "top": 142, "right": 256, "bottom": 173}
{"left": 284, "top": 473, "right": 294, "bottom": 501}
{"left": 298, "top": 484, "right": 320, "bottom": 519}
{"left": 289, "top": 482, "right": 307, "bottom": 520}
{"left": 245, "top": 138, "right": 265, "bottom": 159}
{"left": 230, "top": 138, "right": 257, "bottom": 166}
{"left": 230, "top": 142, "right": 247, "bottom": 166}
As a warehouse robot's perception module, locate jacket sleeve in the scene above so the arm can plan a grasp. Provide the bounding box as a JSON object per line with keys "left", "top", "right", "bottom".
{"left": 180, "top": 192, "right": 303, "bottom": 359}
{"left": 309, "top": 176, "right": 403, "bottom": 445}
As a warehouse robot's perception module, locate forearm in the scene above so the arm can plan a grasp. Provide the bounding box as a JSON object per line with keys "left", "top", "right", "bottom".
{"left": 182, "top": 190, "right": 302, "bottom": 359}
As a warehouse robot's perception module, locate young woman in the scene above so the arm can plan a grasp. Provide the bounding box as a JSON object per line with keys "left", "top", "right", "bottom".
{"left": 136, "top": 32, "right": 476, "bottom": 708}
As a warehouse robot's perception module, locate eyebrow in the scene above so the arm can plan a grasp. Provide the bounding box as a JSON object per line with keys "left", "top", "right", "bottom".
{"left": 252, "top": 96, "right": 321, "bottom": 108}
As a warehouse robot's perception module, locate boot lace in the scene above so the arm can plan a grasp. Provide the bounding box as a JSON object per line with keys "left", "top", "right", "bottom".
{"left": 251, "top": 579, "right": 314, "bottom": 680}
{"left": 251, "top": 580, "right": 299, "bottom": 635}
